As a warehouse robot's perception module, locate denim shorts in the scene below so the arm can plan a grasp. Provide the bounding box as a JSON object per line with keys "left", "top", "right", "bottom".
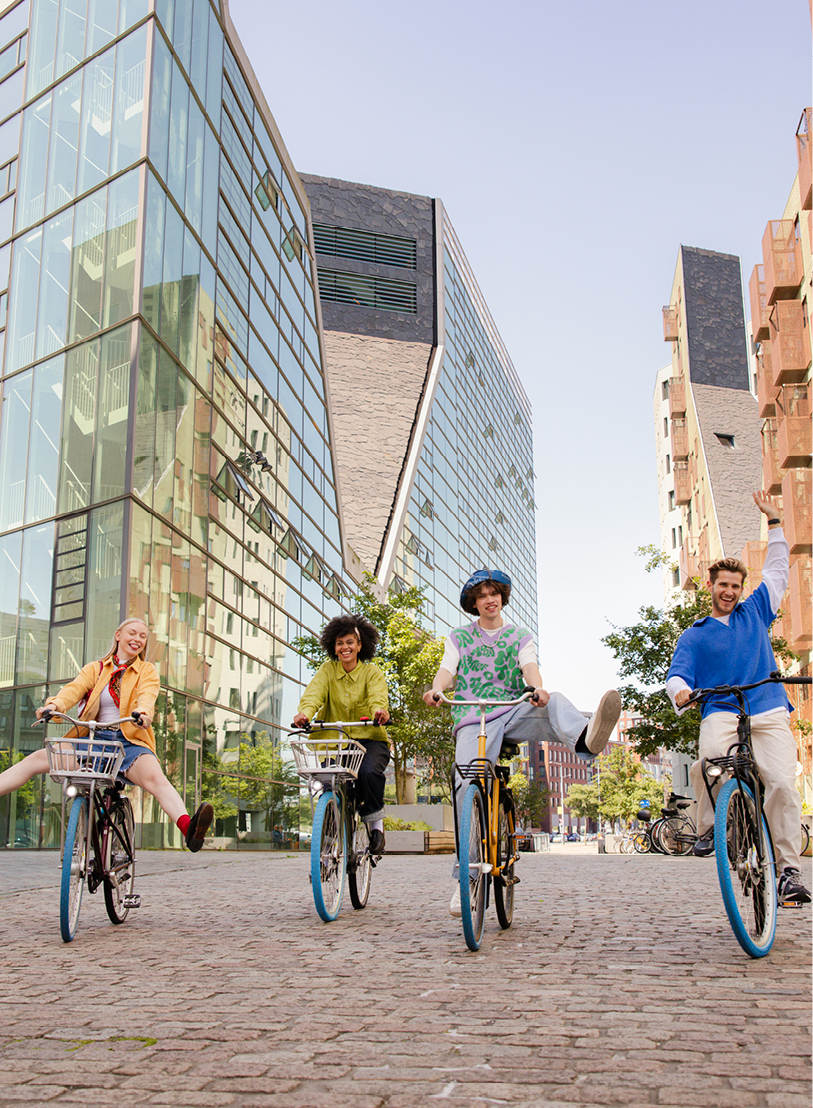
{"left": 77, "top": 729, "right": 156, "bottom": 776}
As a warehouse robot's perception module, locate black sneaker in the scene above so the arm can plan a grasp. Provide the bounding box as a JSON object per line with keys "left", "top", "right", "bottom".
{"left": 185, "top": 802, "right": 214, "bottom": 852}
{"left": 693, "top": 829, "right": 715, "bottom": 857}
{"left": 369, "top": 828, "right": 386, "bottom": 856}
{"left": 777, "top": 867, "right": 811, "bottom": 905}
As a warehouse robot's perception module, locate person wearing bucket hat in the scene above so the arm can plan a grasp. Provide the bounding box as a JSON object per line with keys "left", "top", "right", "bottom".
{"left": 424, "top": 568, "right": 622, "bottom": 916}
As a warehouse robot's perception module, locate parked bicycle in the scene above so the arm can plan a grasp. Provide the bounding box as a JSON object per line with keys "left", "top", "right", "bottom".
{"left": 431, "top": 688, "right": 531, "bottom": 951}
{"left": 290, "top": 719, "right": 383, "bottom": 922}
{"left": 651, "top": 796, "right": 697, "bottom": 856}
{"left": 39, "top": 709, "right": 141, "bottom": 942}
{"left": 689, "top": 671, "right": 812, "bottom": 958}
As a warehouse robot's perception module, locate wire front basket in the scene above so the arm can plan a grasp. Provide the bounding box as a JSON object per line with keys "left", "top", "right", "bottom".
{"left": 290, "top": 736, "right": 365, "bottom": 783}
{"left": 45, "top": 738, "right": 126, "bottom": 786}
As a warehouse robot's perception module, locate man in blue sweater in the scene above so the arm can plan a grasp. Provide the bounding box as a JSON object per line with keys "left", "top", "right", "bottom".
{"left": 667, "top": 490, "right": 809, "bottom": 905}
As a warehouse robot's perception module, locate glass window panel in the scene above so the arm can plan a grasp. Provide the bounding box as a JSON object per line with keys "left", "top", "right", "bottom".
{"left": 0, "top": 65, "right": 25, "bottom": 114}
{"left": 76, "top": 47, "right": 114, "bottom": 195}
{"left": 173, "top": 364, "right": 193, "bottom": 528}
{"left": 195, "top": 248, "right": 215, "bottom": 389}
{"left": 184, "top": 93, "right": 204, "bottom": 235}
{"left": 58, "top": 338, "right": 97, "bottom": 513}
{"left": 204, "top": 2, "right": 221, "bottom": 122}
{"left": 86, "top": 0, "right": 116, "bottom": 55}
{"left": 160, "top": 196, "right": 183, "bottom": 353}
{"left": 0, "top": 112, "right": 20, "bottom": 167}
{"left": 26, "top": 0, "right": 59, "bottom": 100}
{"left": 85, "top": 500, "right": 124, "bottom": 662}
{"left": 101, "top": 166, "right": 139, "bottom": 329}
{"left": 132, "top": 326, "right": 157, "bottom": 504}
{"left": 25, "top": 359, "right": 63, "bottom": 523}
{"left": 17, "top": 520, "right": 54, "bottom": 683}
{"left": 147, "top": 28, "right": 171, "bottom": 182}
{"left": 187, "top": 0, "right": 208, "bottom": 100}
{"left": 0, "top": 529, "right": 21, "bottom": 684}
{"left": 54, "top": 0, "right": 86, "bottom": 84}
{"left": 178, "top": 223, "right": 199, "bottom": 372}
{"left": 67, "top": 186, "right": 106, "bottom": 343}
{"left": 16, "top": 95, "right": 49, "bottom": 232}
{"left": 36, "top": 207, "right": 72, "bottom": 360}
{"left": 5, "top": 225, "right": 41, "bottom": 374}
{"left": 154, "top": 0, "right": 174, "bottom": 35}
{"left": 0, "top": 192, "right": 12, "bottom": 242}
{"left": 94, "top": 322, "right": 132, "bottom": 501}
{"left": 110, "top": 23, "right": 146, "bottom": 175}
{"left": 141, "top": 170, "right": 165, "bottom": 332}
{"left": 153, "top": 347, "right": 177, "bottom": 518}
{"left": 148, "top": 515, "right": 171, "bottom": 671}
{"left": 0, "top": 1, "right": 30, "bottom": 52}
{"left": 119, "top": 0, "right": 148, "bottom": 33}
{"left": 200, "top": 119, "right": 218, "bottom": 253}
{"left": 49, "top": 620, "right": 84, "bottom": 682}
{"left": 172, "top": 0, "right": 192, "bottom": 73}
{"left": 128, "top": 499, "right": 152, "bottom": 614}
{"left": 166, "top": 60, "right": 188, "bottom": 204}
{"left": 0, "top": 368, "right": 32, "bottom": 528}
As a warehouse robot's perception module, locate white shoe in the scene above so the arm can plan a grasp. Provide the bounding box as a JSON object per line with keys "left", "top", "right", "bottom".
{"left": 584, "top": 690, "right": 622, "bottom": 755}
{"left": 449, "top": 886, "right": 461, "bottom": 918}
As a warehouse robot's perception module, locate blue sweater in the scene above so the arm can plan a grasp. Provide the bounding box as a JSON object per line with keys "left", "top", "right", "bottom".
{"left": 667, "top": 582, "right": 792, "bottom": 718}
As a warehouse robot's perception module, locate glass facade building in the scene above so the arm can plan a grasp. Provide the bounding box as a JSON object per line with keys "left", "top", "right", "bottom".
{"left": 0, "top": 0, "right": 353, "bottom": 851}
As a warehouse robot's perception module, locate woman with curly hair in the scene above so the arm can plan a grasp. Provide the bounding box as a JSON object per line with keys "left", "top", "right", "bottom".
{"left": 293, "top": 614, "right": 390, "bottom": 854}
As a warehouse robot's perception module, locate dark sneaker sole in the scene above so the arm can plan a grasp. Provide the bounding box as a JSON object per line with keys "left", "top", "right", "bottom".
{"left": 186, "top": 802, "right": 214, "bottom": 852}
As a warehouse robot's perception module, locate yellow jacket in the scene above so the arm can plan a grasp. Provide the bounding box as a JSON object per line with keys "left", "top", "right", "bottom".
{"left": 45, "top": 655, "right": 160, "bottom": 753}
{"left": 297, "top": 660, "right": 389, "bottom": 743}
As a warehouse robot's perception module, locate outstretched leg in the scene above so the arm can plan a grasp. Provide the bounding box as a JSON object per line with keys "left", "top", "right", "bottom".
{"left": 0, "top": 747, "right": 50, "bottom": 795}
{"left": 125, "top": 753, "right": 213, "bottom": 852}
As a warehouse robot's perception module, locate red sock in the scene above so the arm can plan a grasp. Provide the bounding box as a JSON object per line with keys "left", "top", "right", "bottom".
{"left": 177, "top": 814, "right": 191, "bottom": 835}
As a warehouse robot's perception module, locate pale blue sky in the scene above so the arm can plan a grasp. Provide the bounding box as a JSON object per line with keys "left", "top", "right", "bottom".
{"left": 229, "top": 0, "right": 811, "bottom": 705}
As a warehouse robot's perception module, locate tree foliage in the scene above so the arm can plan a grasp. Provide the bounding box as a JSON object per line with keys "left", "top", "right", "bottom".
{"left": 293, "top": 573, "right": 449, "bottom": 803}
{"left": 601, "top": 546, "right": 797, "bottom": 760}
{"left": 508, "top": 771, "right": 549, "bottom": 829}
{"left": 565, "top": 746, "right": 670, "bottom": 827}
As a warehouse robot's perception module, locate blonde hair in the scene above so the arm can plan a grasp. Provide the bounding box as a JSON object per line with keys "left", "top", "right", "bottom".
{"left": 102, "top": 618, "right": 150, "bottom": 662}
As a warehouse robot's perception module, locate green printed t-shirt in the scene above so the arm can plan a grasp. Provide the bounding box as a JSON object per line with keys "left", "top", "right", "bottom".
{"left": 448, "top": 621, "right": 533, "bottom": 731}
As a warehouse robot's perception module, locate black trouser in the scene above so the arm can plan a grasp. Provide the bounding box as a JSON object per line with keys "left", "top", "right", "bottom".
{"left": 353, "top": 740, "right": 390, "bottom": 821}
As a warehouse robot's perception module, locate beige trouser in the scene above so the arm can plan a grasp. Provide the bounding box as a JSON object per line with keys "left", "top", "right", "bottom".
{"left": 689, "top": 709, "right": 801, "bottom": 872}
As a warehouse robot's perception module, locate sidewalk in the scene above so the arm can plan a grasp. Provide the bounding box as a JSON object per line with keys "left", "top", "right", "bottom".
{"left": 0, "top": 849, "right": 810, "bottom": 1107}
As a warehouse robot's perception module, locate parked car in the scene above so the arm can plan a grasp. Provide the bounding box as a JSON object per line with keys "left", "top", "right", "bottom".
{"left": 549, "top": 833, "right": 561, "bottom": 842}
{"left": 565, "top": 833, "right": 579, "bottom": 842}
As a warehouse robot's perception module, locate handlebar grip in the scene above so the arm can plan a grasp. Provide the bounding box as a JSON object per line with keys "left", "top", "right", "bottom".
{"left": 131, "top": 711, "right": 143, "bottom": 724}
{"left": 780, "top": 676, "right": 812, "bottom": 685}
{"left": 41, "top": 708, "right": 54, "bottom": 722}
{"left": 432, "top": 692, "right": 441, "bottom": 702}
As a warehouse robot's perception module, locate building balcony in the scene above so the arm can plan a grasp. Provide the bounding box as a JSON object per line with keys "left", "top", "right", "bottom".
{"left": 748, "top": 265, "right": 770, "bottom": 341}
{"left": 755, "top": 345, "right": 779, "bottom": 416}
{"left": 797, "top": 108, "right": 812, "bottom": 211}
{"left": 679, "top": 539, "right": 698, "bottom": 587}
{"left": 670, "top": 418, "right": 689, "bottom": 460}
{"left": 673, "top": 460, "right": 692, "bottom": 504}
{"left": 662, "top": 305, "right": 679, "bottom": 341}
{"left": 782, "top": 469, "right": 812, "bottom": 555}
{"left": 668, "top": 375, "right": 686, "bottom": 417}
{"left": 762, "top": 220, "right": 803, "bottom": 302}
{"left": 789, "top": 556, "right": 812, "bottom": 652}
{"left": 740, "top": 540, "right": 768, "bottom": 591}
{"left": 776, "top": 406, "right": 812, "bottom": 470}
{"left": 761, "top": 419, "right": 782, "bottom": 494}
{"left": 768, "top": 299, "right": 811, "bottom": 384}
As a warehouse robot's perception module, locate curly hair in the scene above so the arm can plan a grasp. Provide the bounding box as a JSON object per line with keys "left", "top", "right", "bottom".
{"left": 320, "top": 614, "right": 380, "bottom": 662}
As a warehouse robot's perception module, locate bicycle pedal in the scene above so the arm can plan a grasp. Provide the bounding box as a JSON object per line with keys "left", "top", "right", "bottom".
{"left": 778, "top": 899, "right": 806, "bottom": 910}
{"left": 122, "top": 894, "right": 141, "bottom": 908}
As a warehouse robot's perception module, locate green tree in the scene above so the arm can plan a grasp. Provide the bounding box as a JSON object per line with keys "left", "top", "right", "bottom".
{"left": 591, "top": 745, "right": 670, "bottom": 827}
{"left": 565, "top": 781, "right": 601, "bottom": 823}
{"left": 235, "top": 732, "right": 300, "bottom": 833}
{"left": 508, "top": 771, "right": 548, "bottom": 829}
{"left": 601, "top": 546, "right": 797, "bottom": 759}
{"left": 293, "top": 573, "right": 449, "bottom": 803}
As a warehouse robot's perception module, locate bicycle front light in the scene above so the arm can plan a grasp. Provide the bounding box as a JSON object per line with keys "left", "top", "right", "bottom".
{"left": 707, "top": 765, "right": 724, "bottom": 778}
{"left": 66, "top": 785, "right": 77, "bottom": 798}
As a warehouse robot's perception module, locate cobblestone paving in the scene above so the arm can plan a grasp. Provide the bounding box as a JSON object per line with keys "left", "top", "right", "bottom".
{"left": 0, "top": 848, "right": 810, "bottom": 1107}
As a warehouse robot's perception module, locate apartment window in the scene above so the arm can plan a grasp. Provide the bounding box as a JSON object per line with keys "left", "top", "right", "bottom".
{"left": 668, "top": 491, "right": 675, "bottom": 510}
{"left": 662, "top": 380, "right": 669, "bottom": 400}
{"left": 665, "top": 454, "right": 671, "bottom": 474}
{"left": 663, "top": 417, "right": 668, "bottom": 437}
{"left": 714, "top": 433, "right": 736, "bottom": 449}
{"left": 671, "top": 528, "right": 676, "bottom": 548}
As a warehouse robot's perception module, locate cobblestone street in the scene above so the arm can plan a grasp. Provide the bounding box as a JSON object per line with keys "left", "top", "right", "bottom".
{"left": 0, "top": 848, "right": 810, "bottom": 1107}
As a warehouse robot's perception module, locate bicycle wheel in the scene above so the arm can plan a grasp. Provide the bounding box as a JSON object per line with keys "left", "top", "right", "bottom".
{"left": 633, "top": 831, "right": 652, "bottom": 854}
{"left": 310, "top": 790, "right": 346, "bottom": 921}
{"left": 801, "top": 822, "right": 811, "bottom": 856}
{"left": 648, "top": 818, "right": 667, "bottom": 854}
{"left": 103, "top": 796, "right": 136, "bottom": 925}
{"left": 493, "top": 794, "right": 515, "bottom": 929}
{"left": 459, "top": 783, "right": 487, "bottom": 951}
{"left": 347, "top": 815, "right": 372, "bottom": 910}
{"left": 60, "top": 796, "right": 88, "bottom": 943}
{"left": 658, "top": 816, "right": 693, "bottom": 856}
{"left": 714, "top": 779, "right": 777, "bottom": 958}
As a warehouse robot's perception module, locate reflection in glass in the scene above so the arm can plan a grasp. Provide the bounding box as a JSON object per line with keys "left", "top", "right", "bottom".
{"left": 147, "top": 27, "right": 171, "bottom": 182}
{"left": 94, "top": 323, "right": 132, "bottom": 501}
{"left": 25, "top": 353, "right": 63, "bottom": 523}
{"left": 17, "top": 521, "right": 54, "bottom": 683}
{"left": 110, "top": 23, "right": 146, "bottom": 174}
{"left": 36, "top": 208, "right": 72, "bottom": 360}
{"left": 76, "top": 48, "right": 114, "bottom": 195}
{"left": 0, "top": 530, "right": 22, "bottom": 686}
{"left": 54, "top": 0, "right": 86, "bottom": 87}
{"left": 0, "top": 368, "right": 32, "bottom": 530}
{"left": 166, "top": 60, "right": 188, "bottom": 205}
{"left": 58, "top": 340, "right": 96, "bottom": 513}
{"left": 26, "top": 0, "right": 59, "bottom": 101}
{"left": 85, "top": 500, "right": 124, "bottom": 661}
{"left": 86, "top": 0, "right": 118, "bottom": 56}
{"left": 101, "top": 167, "right": 139, "bottom": 329}
{"left": 16, "top": 94, "right": 50, "bottom": 232}
{"left": 68, "top": 188, "right": 106, "bottom": 343}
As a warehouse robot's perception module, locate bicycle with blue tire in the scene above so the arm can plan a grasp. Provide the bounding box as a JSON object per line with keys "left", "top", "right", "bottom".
{"left": 290, "top": 719, "right": 383, "bottom": 921}
{"left": 39, "top": 709, "right": 142, "bottom": 942}
{"left": 689, "top": 671, "right": 811, "bottom": 959}
{"left": 431, "top": 688, "right": 533, "bottom": 951}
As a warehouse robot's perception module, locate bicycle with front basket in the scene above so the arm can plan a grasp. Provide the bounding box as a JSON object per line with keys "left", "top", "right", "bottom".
{"left": 432, "top": 688, "right": 532, "bottom": 951}
{"left": 39, "top": 709, "right": 142, "bottom": 942}
{"left": 688, "top": 671, "right": 811, "bottom": 958}
{"left": 290, "top": 719, "right": 383, "bottom": 921}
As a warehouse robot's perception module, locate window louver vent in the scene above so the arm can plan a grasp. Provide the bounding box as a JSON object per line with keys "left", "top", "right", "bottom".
{"left": 313, "top": 223, "right": 417, "bottom": 269}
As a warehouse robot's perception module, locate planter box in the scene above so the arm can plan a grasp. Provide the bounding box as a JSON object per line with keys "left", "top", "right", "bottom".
{"left": 384, "top": 829, "right": 456, "bottom": 854}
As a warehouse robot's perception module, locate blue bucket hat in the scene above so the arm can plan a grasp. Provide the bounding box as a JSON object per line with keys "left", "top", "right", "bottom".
{"left": 460, "top": 569, "right": 512, "bottom": 615}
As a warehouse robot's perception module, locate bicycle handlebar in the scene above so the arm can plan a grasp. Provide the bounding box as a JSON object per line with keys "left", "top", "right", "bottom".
{"left": 290, "top": 718, "right": 384, "bottom": 734}
{"left": 430, "top": 685, "right": 537, "bottom": 709}
{"left": 38, "top": 710, "right": 144, "bottom": 728}
{"left": 686, "top": 670, "right": 811, "bottom": 707}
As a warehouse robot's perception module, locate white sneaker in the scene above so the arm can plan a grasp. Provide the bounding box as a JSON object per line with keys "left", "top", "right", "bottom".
{"left": 449, "top": 886, "right": 461, "bottom": 918}
{"left": 584, "top": 690, "right": 622, "bottom": 755}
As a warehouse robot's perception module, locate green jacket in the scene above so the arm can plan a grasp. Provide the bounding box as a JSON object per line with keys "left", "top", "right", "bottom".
{"left": 297, "top": 660, "right": 389, "bottom": 742}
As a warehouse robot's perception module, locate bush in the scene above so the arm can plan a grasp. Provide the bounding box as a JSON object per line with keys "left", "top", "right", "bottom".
{"left": 383, "top": 817, "right": 432, "bottom": 831}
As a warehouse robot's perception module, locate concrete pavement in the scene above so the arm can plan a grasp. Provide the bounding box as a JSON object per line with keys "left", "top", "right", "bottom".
{"left": 0, "top": 848, "right": 810, "bottom": 1107}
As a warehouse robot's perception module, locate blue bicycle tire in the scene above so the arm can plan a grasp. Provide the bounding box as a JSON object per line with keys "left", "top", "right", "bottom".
{"left": 310, "top": 790, "right": 346, "bottom": 921}
{"left": 60, "top": 796, "right": 88, "bottom": 942}
{"left": 714, "top": 778, "right": 777, "bottom": 958}
{"left": 459, "top": 783, "right": 487, "bottom": 951}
